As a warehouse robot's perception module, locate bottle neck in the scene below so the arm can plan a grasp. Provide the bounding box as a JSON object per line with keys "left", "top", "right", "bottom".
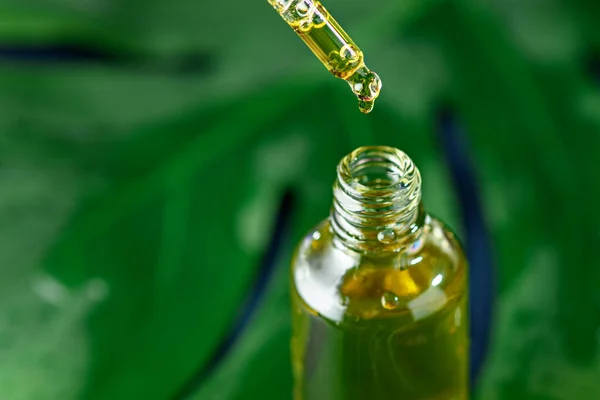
{"left": 330, "top": 146, "right": 423, "bottom": 253}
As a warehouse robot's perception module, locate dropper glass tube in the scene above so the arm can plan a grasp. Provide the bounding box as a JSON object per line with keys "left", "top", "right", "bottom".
{"left": 268, "top": 0, "right": 382, "bottom": 113}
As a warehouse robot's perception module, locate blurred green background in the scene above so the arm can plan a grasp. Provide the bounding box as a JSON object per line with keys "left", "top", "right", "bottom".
{"left": 1, "top": 0, "right": 600, "bottom": 399}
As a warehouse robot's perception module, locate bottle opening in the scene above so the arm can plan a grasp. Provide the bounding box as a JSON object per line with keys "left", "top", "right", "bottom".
{"left": 331, "top": 146, "right": 422, "bottom": 252}
{"left": 342, "top": 147, "right": 410, "bottom": 191}
{"left": 337, "top": 147, "right": 419, "bottom": 202}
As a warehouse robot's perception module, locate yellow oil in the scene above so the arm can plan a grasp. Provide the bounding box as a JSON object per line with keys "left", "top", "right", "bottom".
{"left": 290, "top": 218, "right": 469, "bottom": 400}
{"left": 268, "top": 0, "right": 382, "bottom": 113}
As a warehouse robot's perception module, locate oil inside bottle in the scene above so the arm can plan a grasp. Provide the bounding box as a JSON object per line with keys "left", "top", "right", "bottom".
{"left": 291, "top": 222, "right": 469, "bottom": 400}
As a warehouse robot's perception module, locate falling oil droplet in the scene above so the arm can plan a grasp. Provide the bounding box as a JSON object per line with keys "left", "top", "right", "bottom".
{"left": 358, "top": 100, "right": 374, "bottom": 114}
{"left": 346, "top": 66, "right": 382, "bottom": 114}
{"left": 377, "top": 228, "right": 396, "bottom": 244}
{"left": 381, "top": 291, "right": 400, "bottom": 310}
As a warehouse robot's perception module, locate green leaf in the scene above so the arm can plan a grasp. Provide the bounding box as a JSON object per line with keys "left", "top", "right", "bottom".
{"left": 1, "top": 0, "right": 599, "bottom": 399}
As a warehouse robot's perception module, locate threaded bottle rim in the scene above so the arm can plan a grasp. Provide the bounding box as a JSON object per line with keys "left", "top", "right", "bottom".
{"left": 330, "top": 146, "right": 422, "bottom": 252}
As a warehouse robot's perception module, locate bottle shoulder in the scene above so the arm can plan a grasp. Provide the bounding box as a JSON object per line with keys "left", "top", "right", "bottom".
{"left": 291, "top": 216, "right": 468, "bottom": 324}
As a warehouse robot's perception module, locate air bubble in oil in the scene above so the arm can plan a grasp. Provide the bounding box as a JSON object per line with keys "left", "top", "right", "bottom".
{"left": 381, "top": 291, "right": 400, "bottom": 310}
{"left": 377, "top": 228, "right": 396, "bottom": 244}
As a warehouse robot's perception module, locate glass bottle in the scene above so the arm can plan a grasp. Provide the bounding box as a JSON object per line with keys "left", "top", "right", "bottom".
{"left": 290, "top": 146, "right": 469, "bottom": 400}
